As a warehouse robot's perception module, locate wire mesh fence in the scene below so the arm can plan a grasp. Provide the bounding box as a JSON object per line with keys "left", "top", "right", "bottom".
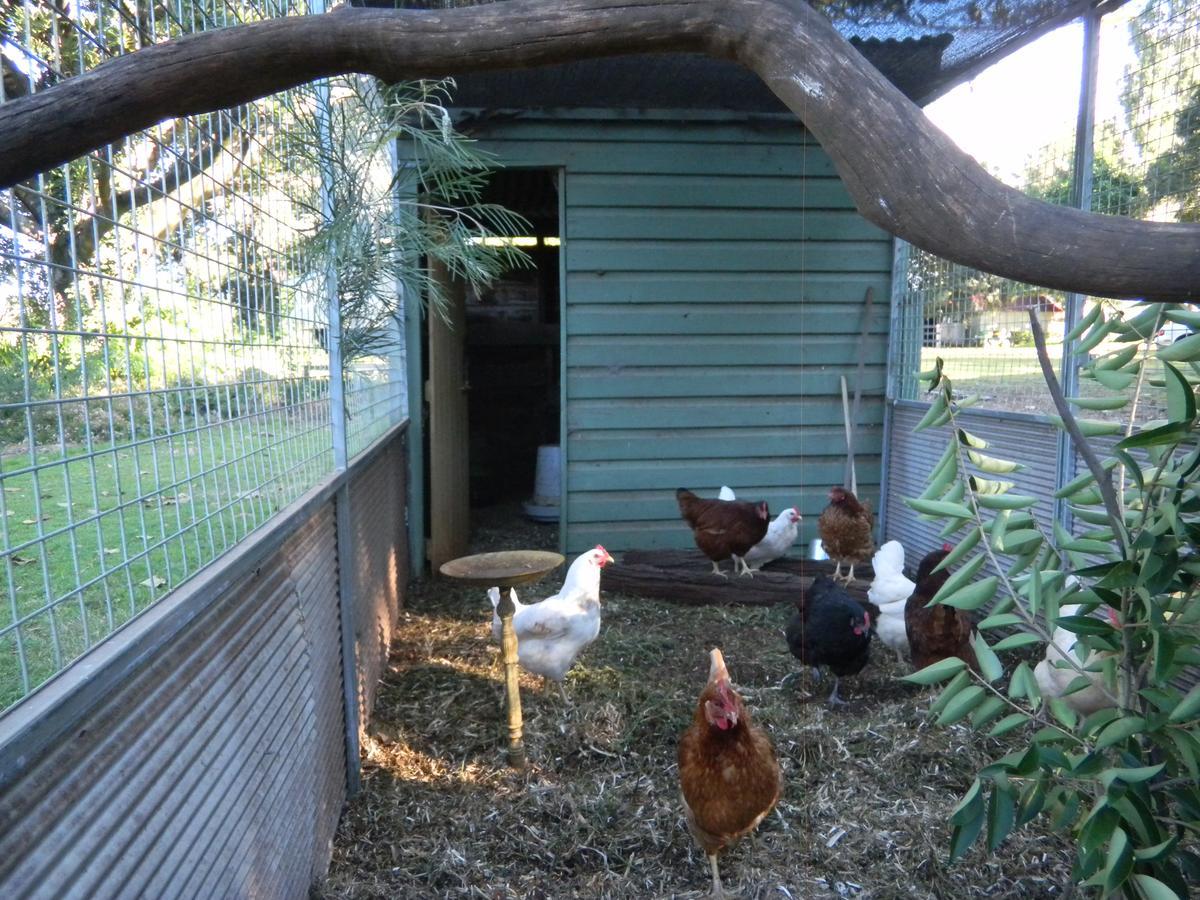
{"left": 0, "top": 1, "right": 404, "bottom": 711}
{"left": 893, "top": 0, "right": 1199, "bottom": 423}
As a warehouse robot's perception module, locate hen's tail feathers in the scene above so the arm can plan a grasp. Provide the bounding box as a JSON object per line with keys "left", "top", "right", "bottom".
{"left": 676, "top": 487, "right": 700, "bottom": 520}
{"left": 487, "top": 586, "right": 500, "bottom": 610}
{"left": 872, "top": 540, "right": 906, "bottom": 579}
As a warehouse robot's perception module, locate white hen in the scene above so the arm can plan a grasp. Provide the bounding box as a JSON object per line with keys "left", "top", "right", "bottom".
{"left": 867, "top": 540, "right": 914, "bottom": 662}
{"left": 744, "top": 507, "right": 802, "bottom": 569}
{"left": 1034, "top": 604, "right": 1117, "bottom": 715}
{"left": 488, "top": 545, "right": 615, "bottom": 691}
{"left": 717, "top": 485, "right": 737, "bottom": 501}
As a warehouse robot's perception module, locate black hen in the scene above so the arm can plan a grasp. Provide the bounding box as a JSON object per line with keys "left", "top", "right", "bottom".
{"left": 785, "top": 575, "right": 874, "bottom": 706}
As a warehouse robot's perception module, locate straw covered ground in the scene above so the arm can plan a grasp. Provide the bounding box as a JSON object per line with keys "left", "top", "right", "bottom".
{"left": 317, "top": 508, "right": 1074, "bottom": 899}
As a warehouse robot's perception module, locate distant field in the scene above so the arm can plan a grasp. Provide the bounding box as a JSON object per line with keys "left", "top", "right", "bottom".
{"left": 920, "top": 345, "right": 1168, "bottom": 421}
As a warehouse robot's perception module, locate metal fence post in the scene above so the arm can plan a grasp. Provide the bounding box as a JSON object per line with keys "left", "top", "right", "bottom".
{"left": 1055, "top": 8, "right": 1101, "bottom": 530}
{"left": 311, "top": 27, "right": 361, "bottom": 796}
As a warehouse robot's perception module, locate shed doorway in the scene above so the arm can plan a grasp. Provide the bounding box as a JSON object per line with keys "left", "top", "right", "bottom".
{"left": 425, "top": 168, "right": 563, "bottom": 569}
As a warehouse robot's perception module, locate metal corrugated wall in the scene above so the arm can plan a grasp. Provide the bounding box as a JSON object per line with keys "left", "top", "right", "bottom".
{"left": 470, "top": 114, "right": 892, "bottom": 555}
{"left": 349, "top": 432, "right": 408, "bottom": 722}
{"left": 0, "top": 425, "right": 408, "bottom": 899}
{"left": 884, "top": 401, "right": 1061, "bottom": 566}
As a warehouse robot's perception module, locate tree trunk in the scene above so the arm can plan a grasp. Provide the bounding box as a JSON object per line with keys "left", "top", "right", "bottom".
{"left": 1, "top": 0, "right": 1196, "bottom": 299}
{"left": 601, "top": 548, "right": 873, "bottom": 608}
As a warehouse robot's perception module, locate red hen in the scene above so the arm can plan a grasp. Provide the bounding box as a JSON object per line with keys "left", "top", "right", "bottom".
{"left": 678, "top": 648, "right": 782, "bottom": 898}
{"left": 904, "top": 544, "right": 980, "bottom": 673}
{"left": 817, "top": 486, "right": 875, "bottom": 583}
{"left": 677, "top": 488, "right": 770, "bottom": 578}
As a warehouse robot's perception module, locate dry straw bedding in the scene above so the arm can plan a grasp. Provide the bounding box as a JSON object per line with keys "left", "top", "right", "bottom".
{"left": 318, "top": 514, "right": 1072, "bottom": 899}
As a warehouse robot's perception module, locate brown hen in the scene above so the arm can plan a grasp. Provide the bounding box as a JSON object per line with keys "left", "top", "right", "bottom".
{"left": 904, "top": 545, "right": 980, "bottom": 673}
{"left": 676, "top": 488, "right": 770, "bottom": 577}
{"left": 817, "top": 486, "right": 875, "bottom": 583}
{"left": 678, "top": 648, "right": 781, "bottom": 898}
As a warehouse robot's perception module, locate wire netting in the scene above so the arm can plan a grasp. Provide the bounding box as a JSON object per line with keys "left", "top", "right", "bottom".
{"left": 0, "top": 1, "right": 404, "bottom": 711}
{"left": 892, "top": 0, "right": 1199, "bottom": 423}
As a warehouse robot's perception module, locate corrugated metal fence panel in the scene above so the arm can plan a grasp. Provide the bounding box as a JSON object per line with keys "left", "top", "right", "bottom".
{"left": 472, "top": 114, "right": 892, "bottom": 555}
{"left": 885, "top": 401, "right": 1060, "bottom": 567}
{"left": 349, "top": 431, "right": 408, "bottom": 723}
{"left": 0, "top": 424, "right": 411, "bottom": 898}
{"left": 0, "top": 502, "right": 345, "bottom": 900}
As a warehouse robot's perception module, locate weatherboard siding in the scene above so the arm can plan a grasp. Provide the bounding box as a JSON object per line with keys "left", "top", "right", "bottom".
{"left": 469, "top": 114, "right": 892, "bottom": 554}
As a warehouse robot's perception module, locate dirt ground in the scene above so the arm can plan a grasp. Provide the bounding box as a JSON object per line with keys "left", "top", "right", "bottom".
{"left": 315, "top": 507, "right": 1074, "bottom": 899}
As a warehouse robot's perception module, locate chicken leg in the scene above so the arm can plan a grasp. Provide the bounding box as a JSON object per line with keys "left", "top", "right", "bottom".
{"left": 826, "top": 676, "right": 848, "bottom": 708}
{"left": 706, "top": 853, "right": 736, "bottom": 899}
{"left": 709, "top": 560, "right": 728, "bottom": 579}
{"left": 832, "top": 559, "right": 843, "bottom": 580}
{"left": 733, "top": 555, "right": 756, "bottom": 578}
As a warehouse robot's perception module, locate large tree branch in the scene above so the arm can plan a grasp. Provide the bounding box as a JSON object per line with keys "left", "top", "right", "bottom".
{"left": 1, "top": 0, "right": 1197, "bottom": 299}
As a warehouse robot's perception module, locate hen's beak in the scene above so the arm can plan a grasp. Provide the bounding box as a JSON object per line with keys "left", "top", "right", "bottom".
{"left": 708, "top": 647, "right": 730, "bottom": 685}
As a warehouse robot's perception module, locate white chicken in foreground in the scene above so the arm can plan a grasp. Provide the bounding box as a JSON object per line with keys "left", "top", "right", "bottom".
{"left": 867, "top": 540, "right": 915, "bottom": 662}
{"left": 744, "top": 507, "right": 802, "bottom": 569}
{"left": 1034, "top": 604, "right": 1118, "bottom": 715}
{"left": 488, "top": 545, "right": 615, "bottom": 696}
{"left": 714, "top": 487, "right": 801, "bottom": 570}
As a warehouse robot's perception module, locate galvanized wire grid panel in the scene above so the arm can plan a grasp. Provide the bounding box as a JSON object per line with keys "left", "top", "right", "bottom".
{"left": 0, "top": 0, "right": 357, "bottom": 710}
{"left": 894, "top": 0, "right": 1198, "bottom": 423}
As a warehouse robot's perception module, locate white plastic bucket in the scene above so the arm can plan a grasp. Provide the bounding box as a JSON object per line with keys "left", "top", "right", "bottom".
{"left": 524, "top": 444, "right": 561, "bottom": 522}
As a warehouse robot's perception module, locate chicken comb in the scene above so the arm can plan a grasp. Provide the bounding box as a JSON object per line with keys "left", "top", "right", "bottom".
{"left": 942, "top": 542, "right": 953, "bottom": 552}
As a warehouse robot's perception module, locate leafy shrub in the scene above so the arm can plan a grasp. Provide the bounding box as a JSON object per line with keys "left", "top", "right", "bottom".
{"left": 905, "top": 301, "right": 1200, "bottom": 898}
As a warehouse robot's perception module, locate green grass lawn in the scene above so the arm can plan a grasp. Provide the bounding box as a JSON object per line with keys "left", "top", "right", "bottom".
{"left": 0, "top": 407, "right": 333, "bottom": 711}
{"left": 920, "top": 344, "right": 1169, "bottom": 420}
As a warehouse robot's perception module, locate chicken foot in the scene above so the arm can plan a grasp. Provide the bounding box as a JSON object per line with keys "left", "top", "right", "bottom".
{"left": 732, "top": 555, "right": 756, "bottom": 578}
{"left": 709, "top": 560, "right": 728, "bottom": 579}
{"left": 826, "top": 676, "right": 849, "bottom": 708}
{"left": 705, "top": 853, "right": 739, "bottom": 899}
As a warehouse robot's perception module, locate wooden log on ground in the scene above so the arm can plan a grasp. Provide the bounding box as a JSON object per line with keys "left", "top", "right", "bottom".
{"left": 601, "top": 548, "right": 873, "bottom": 608}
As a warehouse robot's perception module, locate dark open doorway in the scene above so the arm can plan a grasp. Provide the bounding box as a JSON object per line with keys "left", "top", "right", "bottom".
{"left": 464, "top": 168, "right": 562, "bottom": 513}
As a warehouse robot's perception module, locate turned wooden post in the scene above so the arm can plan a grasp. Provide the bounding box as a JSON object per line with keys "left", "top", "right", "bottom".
{"left": 496, "top": 588, "right": 526, "bottom": 770}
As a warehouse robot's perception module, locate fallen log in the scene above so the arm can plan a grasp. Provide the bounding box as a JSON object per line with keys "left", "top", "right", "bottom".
{"left": 601, "top": 548, "right": 873, "bottom": 608}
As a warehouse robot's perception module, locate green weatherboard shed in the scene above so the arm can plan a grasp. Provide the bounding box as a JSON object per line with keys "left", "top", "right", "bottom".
{"left": 395, "top": 1, "right": 1092, "bottom": 563}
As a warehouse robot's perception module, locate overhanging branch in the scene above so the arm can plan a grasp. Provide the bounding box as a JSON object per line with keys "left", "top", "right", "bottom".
{"left": 1, "top": 0, "right": 1197, "bottom": 300}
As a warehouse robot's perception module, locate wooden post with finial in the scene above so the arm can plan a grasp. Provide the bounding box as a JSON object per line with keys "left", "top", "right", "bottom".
{"left": 495, "top": 588, "right": 526, "bottom": 769}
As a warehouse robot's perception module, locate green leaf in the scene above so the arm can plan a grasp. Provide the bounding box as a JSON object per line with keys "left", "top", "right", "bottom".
{"left": 1017, "top": 778, "right": 1046, "bottom": 827}
{"left": 930, "top": 553, "right": 988, "bottom": 605}
{"left": 993, "top": 633, "right": 1042, "bottom": 651}
{"left": 1068, "top": 394, "right": 1130, "bottom": 411}
{"left": 1093, "top": 367, "right": 1137, "bottom": 391}
{"left": 1131, "top": 874, "right": 1181, "bottom": 900}
{"left": 934, "top": 528, "right": 983, "bottom": 573}
{"left": 1100, "top": 763, "right": 1164, "bottom": 787}
{"left": 949, "top": 809, "right": 985, "bottom": 863}
{"left": 915, "top": 391, "right": 950, "bottom": 431}
{"left": 903, "top": 656, "right": 967, "bottom": 685}
{"left": 987, "top": 785, "right": 1016, "bottom": 852}
{"left": 938, "top": 576, "right": 999, "bottom": 612}
{"left": 929, "top": 670, "right": 973, "bottom": 717}
{"left": 1067, "top": 304, "right": 1102, "bottom": 341}
{"left": 1103, "top": 826, "right": 1133, "bottom": 895}
{"left": 1116, "top": 421, "right": 1191, "bottom": 450}
{"left": 957, "top": 428, "right": 989, "bottom": 449}
{"left": 1047, "top": 698, "right": 1078, "bottom": 730}
{"left": 906, "top": 497, "right": 974, "bottom": 519}
{"left": 1095, "top": 716, "right": 1148, "bottom": 750}
{"left": 978, "top": 612, "right": 1022, "bottom": 630}
{"left": 1077, "top": 317, "right": 1116, "bottom": 354}
{"left": 1096, "top": 344, "right": 1141, "bottom": 371}
{"left": 1049, "top": 416, "right": 1125, "bottom": 437}
{"left": 937, "top": 685, "right": 986, "bottom": 725}
{"left": 966, "top": 450, "right": 1022, "bottom": 474}
{"left": 970, "top": 476, "right": 1017, "bottom": 495}
{"left": 976, "top": 493, "right": 1038, "bottom": 510}
{"left": 1162, "top": 361, "right": 1197, "bottom": 424}
{"left": 1170, "top": 683, "right": 1200, "bottom": 723}
{"left": 971, "top": 632, "right": 1003, "bottom": 683}
{"left": 989, "top": 713, "right": 1030, "bottom": 737}
{"left": 1156, "top": 331, "right": 1200, "bottom": 362}
{"left": 1000, "top": 529, "right": 1042, "bottom": 553}
{"left": 970, "top": 695, "right": 1008, "bottom": 729}
{"left": 1133, "top": 837, "right": 1178, "bottom": 863}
